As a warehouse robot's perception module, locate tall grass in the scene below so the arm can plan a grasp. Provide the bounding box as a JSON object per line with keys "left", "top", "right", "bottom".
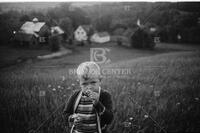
{"left": 0, "top": 51, "right": 200, "bottom": 133}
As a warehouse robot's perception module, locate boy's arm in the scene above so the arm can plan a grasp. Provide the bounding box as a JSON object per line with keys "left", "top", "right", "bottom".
{"left": 93, "top": 90, "right": 114, "bottom": 125}
{"left": 63, "top": 91, "right": 79, "bottom": 125}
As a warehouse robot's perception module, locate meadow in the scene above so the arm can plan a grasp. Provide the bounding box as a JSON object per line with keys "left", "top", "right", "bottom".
{"left": 0, "top": 43, "right": 200, "bottom": 133}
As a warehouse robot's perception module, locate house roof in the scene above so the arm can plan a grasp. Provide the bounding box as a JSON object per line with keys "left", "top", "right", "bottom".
{"left": 32, "top": 18, "right": 39, "bottom": 22}
{"left": 123, "top": 27, "right": 139, "bottom": 38}
{"left": 97, "top": 32, "right": 109, "bottom": 37}
{"left": 51, "top": 26, "right": 64, "bottom": 34}
{"left": 20, "top": 21, "right": 46, "bottom": 33}
{"left": 80, "top": 25, "right": 91, "bottom": 33}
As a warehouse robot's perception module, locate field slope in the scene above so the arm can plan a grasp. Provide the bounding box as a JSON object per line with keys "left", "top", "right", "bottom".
{"left": 104, "top": 51, "right": 200, "bottom": 132}
{"left": 0, "top": 49, "right": 200, "bottom": 132}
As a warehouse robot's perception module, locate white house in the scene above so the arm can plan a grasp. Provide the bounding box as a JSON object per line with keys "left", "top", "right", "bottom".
{"left": 74, "top": 25, "right": 92, "bottom": 42}
{"left": 51, "top": 26, "right": 64, "bottom": 35}
{"left": 90, "top": 32, "right": 110, "bottom": 44}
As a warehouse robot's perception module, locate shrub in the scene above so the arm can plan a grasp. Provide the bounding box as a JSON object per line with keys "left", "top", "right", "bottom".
{"left": 130, "top": 28, "right": 155, "bottom": 49}
{"left": 49, "top": 35, "right": 61, "bottom": 52}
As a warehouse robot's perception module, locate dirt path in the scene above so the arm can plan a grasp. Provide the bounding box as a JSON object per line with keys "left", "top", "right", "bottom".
{"left": 0, "top": 46, "right": 71, "bottom": 69}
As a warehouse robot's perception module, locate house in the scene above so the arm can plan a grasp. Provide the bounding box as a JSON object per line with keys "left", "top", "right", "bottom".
{"left": 112, "top": 28, "right": 126, "bottom": 36}
{"left": 121, "top": 28, "right": 138, "bottom": 47}
{"left": 51, "top": 26, "right": 65, "bottom": 41}
{"left": 113, "top": 27, "right": 138, "bottom": 47}
{"left": 14, "top": 18, "right": 50, "bottom": 46}
{"left": 74, "top": 25, "right": 93, "bottom": 42}
{"left": 51, "top": 26, "right": 64, "bottom": 35}
{"left": 90, "top": 32, "right": 110, "bottom": 44}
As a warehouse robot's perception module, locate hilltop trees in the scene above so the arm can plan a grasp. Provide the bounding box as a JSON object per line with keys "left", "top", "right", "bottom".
{"left": 19, "top": 15, "right": 30, "bottom": 22}
{"left": 0, "top": 2, "right": 200, "bottom": 45}
{"left": 95, "top": 14, "right": 113, "bottom": 32}
{"left": 0, "top": 10, "right": 21, "bottom": 44}
{"left": 59, "top": 17, "right": 73, "bottom": 40}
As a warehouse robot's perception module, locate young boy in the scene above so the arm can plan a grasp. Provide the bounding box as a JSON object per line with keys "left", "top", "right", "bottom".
{"left": 63, "top": 61, "right": 114, "bottom": 133}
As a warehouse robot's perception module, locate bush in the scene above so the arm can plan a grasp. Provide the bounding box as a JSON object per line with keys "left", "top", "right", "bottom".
{"left": 49, "top": 35, "right": 61, "bottom": 52}
{"left": 180, "top": 26, "right": 200, "bottom": 44}
{"left": 131, "top": 28, "right": 155, "bottom": 49}
{"left": 158, "top": 26, "right": 200, "bottom": 44}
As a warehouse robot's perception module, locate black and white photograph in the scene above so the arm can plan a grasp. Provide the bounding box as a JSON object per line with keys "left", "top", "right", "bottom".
{"left": 0, "top": 0, "right": 200, "bottom": 133}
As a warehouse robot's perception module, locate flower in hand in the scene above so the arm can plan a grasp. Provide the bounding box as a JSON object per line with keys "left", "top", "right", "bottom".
{"left": 85, "top": 89, "right": 99, "bottom": 104}
{"left": 69, "top": 114, "right": 83, "bottom": 124}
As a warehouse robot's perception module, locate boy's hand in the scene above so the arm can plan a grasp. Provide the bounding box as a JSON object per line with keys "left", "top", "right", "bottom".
{"left": 69, "top": 114, "right": 83, "bottom": 123}
{"left": 85, "top": 90, "right": 99, "bottom": 102}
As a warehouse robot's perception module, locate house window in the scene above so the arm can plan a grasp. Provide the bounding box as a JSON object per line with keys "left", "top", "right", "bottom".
{"left": 39, "top": 37, "right": 46, "bottom": 43}
{"left": 154, "top": 37, "right": 160, "bottom": 43}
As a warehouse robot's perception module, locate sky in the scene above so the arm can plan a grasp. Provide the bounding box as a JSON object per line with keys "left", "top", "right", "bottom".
{"left": 0, "top": 0, "right": 200, "bottom": 3}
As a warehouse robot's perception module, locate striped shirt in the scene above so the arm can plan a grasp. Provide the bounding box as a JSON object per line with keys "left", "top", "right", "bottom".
{"left": 73, "top": 95, "right": 98, "bottom": 133}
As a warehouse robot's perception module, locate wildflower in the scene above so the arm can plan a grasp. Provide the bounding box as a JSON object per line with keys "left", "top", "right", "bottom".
{"left": 57, "top": 85, "right": 61, "bottom": 89}
{"left": 67, "top": 87, "right": 71, "bottom": 90}
{"left": 195, "top": 97, "right": 199, "bottom": 101}
{"left": 48, "top": 84, "right": 51, "bottom": 88}
{"left": 176, "top": 102, "right": 180, "bottom": 106}
{"left": 123, "top": 121, "right": 131, "bottom": 128}
{"left": 63, "top": 95, "right": 66, "bottom": 97}
{"left": 129, "top": 117, "right": 133, "bottom": 121}
{"left": 52, "top": 88, "right": 56, "bottom": 91}
{"left": 187, "top": 106, "right": 192, "bottom": 111}
{"left": 39, "top": 90, "right": 46, "bottom": 97}
{"left": 144, "top": 114, "right": 149, "bottom": 118}
{"left": 71, "top": 83, "right": 75, "bottom": 86}
{"left": 137, "top": 82, "right": 141, "bottom": 86}
{"left": 62, "top": 76, "right": 65, "bottom": 81}
{"left": 131, "top": 84, "right": 135, "bottom": 89}
{"left": 150, "top": 85, "right": 154, "bottom": 88}
{"left": 154, "top": 90, "right": 160, "bottom": 97}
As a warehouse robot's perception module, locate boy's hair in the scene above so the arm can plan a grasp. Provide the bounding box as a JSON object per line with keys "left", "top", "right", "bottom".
{"left": 77, "top": 61, "right": 101, "bottom": 81}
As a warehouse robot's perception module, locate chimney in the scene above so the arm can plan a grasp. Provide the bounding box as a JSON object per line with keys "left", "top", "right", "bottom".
{"left": 32, "top": 18, "right": 39, "bottom": 23}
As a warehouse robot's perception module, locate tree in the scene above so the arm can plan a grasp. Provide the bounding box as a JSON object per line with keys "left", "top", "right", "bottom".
{"left": 131, "top": 27, "right": 155, "bottom": 49}
{"left": 0, "top": 10, "right": 21, "bottom": 44}
{"left": 69, "top": 7, "right": 91, "bottom": 29}
{"left": 19, "top": 15, "right": 30, "bottom": 22}
{"left": 95, "top": 14, "right": 112, "bottom": 32}
{"left": 59, "top": 17, "right": 73, "bottom": 40}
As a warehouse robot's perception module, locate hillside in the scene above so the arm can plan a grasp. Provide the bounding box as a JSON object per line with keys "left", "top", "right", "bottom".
{"left": 0, "top": 44, "right": 200, "bottom": 132}
{"left": 103, "top": 51, "right": 200, "bottom": 132}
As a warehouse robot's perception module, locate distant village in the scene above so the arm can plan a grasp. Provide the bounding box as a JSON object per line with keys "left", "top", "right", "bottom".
{"left": 1, "top": 2, "right": 200, "bottom": 51}
{"left": 13, "top": 16, "right": 158, "bottom": 51}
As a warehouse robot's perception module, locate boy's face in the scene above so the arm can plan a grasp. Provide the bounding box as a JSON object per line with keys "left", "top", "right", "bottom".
{"left": 80, "top": 78, "right": 100, "bottom": 94}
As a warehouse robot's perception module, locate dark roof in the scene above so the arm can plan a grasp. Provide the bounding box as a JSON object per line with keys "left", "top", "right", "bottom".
{"left": 123, "top": 28, "right": 139, "bottom": 38}
{"left": 97, "top": 32, "right": 109, "bottom": 37}
{"left": 81, "top": 25, "right": 92, "bottom": 33}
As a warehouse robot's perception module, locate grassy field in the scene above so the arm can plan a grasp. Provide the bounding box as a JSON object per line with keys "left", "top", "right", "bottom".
{"left": 0, "top": 43, "right": 200, "bottom": 133}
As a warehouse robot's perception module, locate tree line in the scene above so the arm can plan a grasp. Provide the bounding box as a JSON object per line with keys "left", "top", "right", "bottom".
{"left": 0, "top": 2, "right": 200, "bottom": 45}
